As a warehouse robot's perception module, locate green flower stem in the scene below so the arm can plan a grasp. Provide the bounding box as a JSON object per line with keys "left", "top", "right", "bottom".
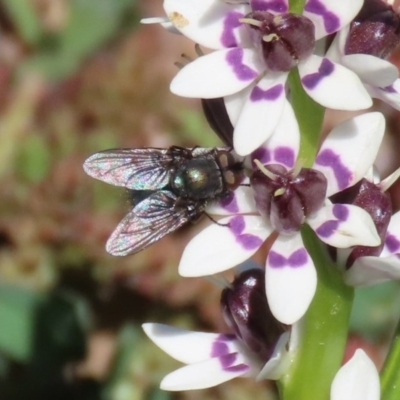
{"left": 288, "top": 69, "right": 325, "bottom": 168}
{"left": 289, "top": 0, "right": 307, "bottom": 14}
{"left": 381, "top": 319, "right": 400, "bottom": 400}
{"left": 278, "top": 226, "right": 354, "bottom": 400}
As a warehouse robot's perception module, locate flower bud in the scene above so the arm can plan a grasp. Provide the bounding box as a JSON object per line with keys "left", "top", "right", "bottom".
{"left": 250, "top": 164, "right": 327, "bottom": 234}
{"left": 221, "top": 268, "right": 287, "bottom": 362}
{"left": 345, "top": 0, "right": 400, "bottom": 58}
{"left": 244, "top": 11, "right": 315, "bottom": 71}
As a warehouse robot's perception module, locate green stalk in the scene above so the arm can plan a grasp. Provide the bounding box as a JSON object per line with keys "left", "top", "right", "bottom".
{"left": 381, "top": 319, "right": 400, "bottom": 400}
{"left": 278, "top": 226, "right": 354, "bottom": 400}
{"left": 288, "top": 0, "right": 307, "bottom": 14}
{"left": 288, "top": 69, "right": 325, "bottom": 168}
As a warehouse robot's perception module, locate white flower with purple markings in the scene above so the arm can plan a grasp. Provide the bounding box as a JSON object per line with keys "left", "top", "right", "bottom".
{"left": 344, "top": 206, "right": 400, "bottom": 287}
{"left": 143, "top": 267, "right": 294, "bottom": 390}
{"left": 142, "top": 323, "right": 292, "bottom": 390}
{"left": 327, "top": 23, "right": 400, "bottom": 111}
{"left": 326, "top": 0, "right": 400, "bottom": 111}
{"left": 153, "top": 0, "right": 372, "bottom": 155}
{"left": 180, "top": 112, "right": 385, "bottom": 325}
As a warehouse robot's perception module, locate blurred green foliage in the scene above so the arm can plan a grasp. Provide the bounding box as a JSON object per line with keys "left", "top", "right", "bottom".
{"left": 4, "top": 0, "right": 138, "bottom": 80}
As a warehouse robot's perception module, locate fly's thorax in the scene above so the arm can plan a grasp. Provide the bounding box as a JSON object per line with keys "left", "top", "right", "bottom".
{"left": 170, "top": 157, "right": 225, "bottom": 200}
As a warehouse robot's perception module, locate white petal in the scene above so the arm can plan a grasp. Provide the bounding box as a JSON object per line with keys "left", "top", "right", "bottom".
{"left": 266, "top": 233, "right": 317, "bottom": 324}
{"left": 308, "top": 204, "right": 381, "bottom": 248}
{"left": 164, "top": 0, "right": 251, "bottom": 49}
{"left": 233, "top": 73, "right": 288, "bottom": 156}
{"left": 207, "top": 186, "right": 258, "bottom": 215}
{"left": 325, "top": 24, "right": 348, "bottom": 62}
{"left": 304, "top": 0, "right": 363, "bottom": 40}
{"left": 314, "top": 112, "right": 385, "bottom": 196}
{"left": 331, "top": 349, "right": 380, "bottom": 400}
{"left": 140, "top": 17, "right": 180, "bottom": 33}
{"left": 344, "top": 255, "right": 400, "bottom": 287}
{"left": 160, "top": 355, "right": 249, "bottom": 391}
{"left": 341, "top": 54, "right": 398, "bottom": 87}
{"left": 367, "top": 79, "right": 400, "bottom": 111}
{"left": 299, "top": 55, "right": 372, "bottom": 110}
{"left": 179, "top": 215, "right": 272, "bottom": 277}
{"left": 257, "top": 332, "right": 290, "bottom": 380}
{"left": 381, "top": 211, "right": 400, "bottom": 257}
{"left": 380, "top": 167, "right": 400, "bottom": 193}
{"left": 143, "top": 323, "right": 242, "bottom": 364}
{"left": 250, "top": 99, "right": 300, "bottom": 169}
{"left": 250, "top": 0, "right": 288, "bottom": 13}
{"left": 171, "top": 48, "right": 262, "bottom": 98}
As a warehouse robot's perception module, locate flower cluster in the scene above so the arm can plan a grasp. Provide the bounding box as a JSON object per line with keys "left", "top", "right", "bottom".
{"left": 84, "top": 0, "right": 400, "bottom": 398}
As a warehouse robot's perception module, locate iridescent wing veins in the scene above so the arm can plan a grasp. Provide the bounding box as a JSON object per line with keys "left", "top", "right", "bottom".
{"left": 106, "top": 191, "right": 203, "bottom": 256}
{"left": 83, "top": 148, "right": 173, "bottom": 190}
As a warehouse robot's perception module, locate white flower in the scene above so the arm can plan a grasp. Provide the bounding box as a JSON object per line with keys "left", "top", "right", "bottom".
{"left": 179, "top": 112, "right": 385, "bottom": 325}
{"left": 343, "top": 166, "right": 400, "bottom": 286}
{"left": 331, "top": 349, "right": 380, "bottom": 400}
{"left": 327, "top": 18, "right": 400, "bottom": 111}
{"left": 150, "top": 0, "right": 372, "bottom": 155}
{"left": 142, "top": 322, "right": 293, "bottom": 390}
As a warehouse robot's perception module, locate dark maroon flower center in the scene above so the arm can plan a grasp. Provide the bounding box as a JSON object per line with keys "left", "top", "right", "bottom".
{"left": 243, "top": 11, "right": 315, "bottom": 71}
{"left": 250, "top": 164, "right": 327, "bottom": 233}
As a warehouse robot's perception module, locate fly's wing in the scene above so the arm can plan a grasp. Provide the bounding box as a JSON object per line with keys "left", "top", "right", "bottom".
{"left": 83, "top": 148, "right": 173, "bottom": 190}
{"left": 106, "top": 190, "right": 200, "bottom": 256}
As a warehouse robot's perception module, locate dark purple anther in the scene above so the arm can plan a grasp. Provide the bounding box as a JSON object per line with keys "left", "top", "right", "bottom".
{"left": 250, "top": 164, "right": 327, "bottom": 233}
{"left": 331, "top": 178, "right": 392, "bottom": 268}
{"left": 244, "top": 11, "right": 315, "bottom": 71}
{"left": 345, "top": 0, "right": 400, "bottom": 59}
{"left": 221, "top": 268, "right": 287, "bottom": 362}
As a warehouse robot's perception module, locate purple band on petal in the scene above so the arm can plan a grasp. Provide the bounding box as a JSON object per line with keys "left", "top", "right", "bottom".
{"left": 221, "top": 11, "right": 244, "bottom": 48}
{"left": 382, "top": 84, "right": 397, "bottom": 93}
{"left": 385, "top": 233, "right": 400, "bottom": 253}
{"left": 211, "top": 334, "right": 236, "bottom": 357}
{"left": 274, "top": 147, "right": 295, "bottom": 168}
{"left": 251, "top": 0, "right": 288, "bottom": 13}
{"left": 212, "top": 340, "right": 250, "bottom": 373}
{"left": 269, "top": 248, "right": 308, "bottom": 268}
{"left": 304, "top": 0, "right": 340, "bottom": 34}
{"left": 301, "top": 58, "right": 334, "bottom": 90}
{"left": 315, "top": 220, "right": 339, "bottom": 238}
{"left": 220, "top": 192, "right": 239, "bottom": 213}
{"left": 226, "top": 48, "right": 259, "bottom": 81}
{"left": 251, "top": 147, "right": 271, "bottom": 168}
{"left": 315, "top": 149, "right": 352, "bottom": 191}
{"left": 229, "top": 216, "right": 264, "bottom": 250}
{"left": 332, "top": 204, "right": 349, "bottom": 221}
{"left": 226, "top": 363, "right": 250, "bottom": 372}
{"left": 250, "top": 84, "right": 284, "bottom": 101}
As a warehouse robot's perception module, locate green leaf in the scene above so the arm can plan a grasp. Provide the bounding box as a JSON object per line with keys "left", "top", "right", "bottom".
{"left": 16, "top": 132, "right": 51, "bottom": 183}
{"left": 60, "top": 0, "right": 135, "bottom": 58}
{"left": 103, "top": 324, "right": 141, "bottom": 400}
{"left": 2, "top": 0, "right": 42, "bottom": 45}
{"left": 0, "top": 284, "right": 39, "bottom": 361}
